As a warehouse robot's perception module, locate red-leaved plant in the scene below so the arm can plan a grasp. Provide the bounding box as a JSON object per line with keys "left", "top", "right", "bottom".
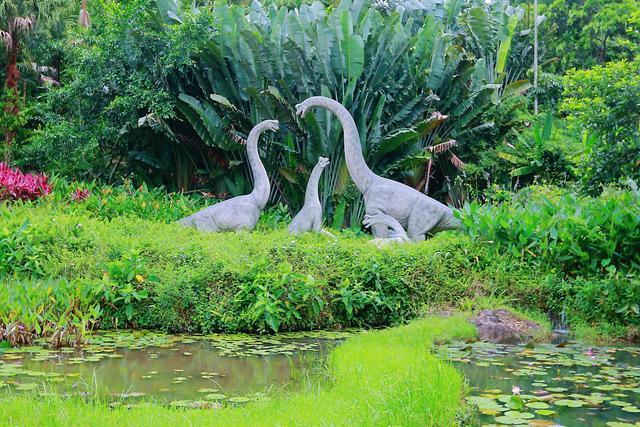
{"left": 71, "top": 187, "right": 90, "bottom": 202}
{"left": 0, "top": 163, "right": 52, "bottom": 201}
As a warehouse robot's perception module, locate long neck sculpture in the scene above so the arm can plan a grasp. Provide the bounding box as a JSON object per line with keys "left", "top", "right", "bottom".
{"left": 247, "top": 121, "right": 271, "bottom": 209}
{"left": 305, "top": 161, "right": 325, "bottom": 205}
{"left": 301, "top": 97, "right": 375, "bottom": 193}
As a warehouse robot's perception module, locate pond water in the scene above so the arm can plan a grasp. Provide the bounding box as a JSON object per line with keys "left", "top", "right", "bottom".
{"left": 0, "top": 330, "right": 348, "bottom": 407}
{"left": 441, "top": 341, "right": 640, "bottom": 427}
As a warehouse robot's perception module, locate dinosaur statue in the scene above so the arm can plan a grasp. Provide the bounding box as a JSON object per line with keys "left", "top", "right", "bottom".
{"left": 296, "top": 96, "right": 459, "bottom": 241}
{"left": 177, "top": 120, "right": 278, "bottom": 232}
{"left": 288, "top": 156, "right": 335, "bottom": 237}
{"left": 362, "top": 213, "right": 410, "bottom": 244}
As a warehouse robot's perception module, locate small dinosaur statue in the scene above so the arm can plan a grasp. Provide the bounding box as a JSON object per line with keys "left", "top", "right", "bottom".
{"left": 362, "top": 213, "right": 410, "bottom": 244}
{"left": 296, "top": 96, "right": 459, "bottom": 241}
{"left": 177, "top": 120, "right": 278, "bottom": 232}
{"left": 288, "top": 157, "right": 335, "bottom": 237}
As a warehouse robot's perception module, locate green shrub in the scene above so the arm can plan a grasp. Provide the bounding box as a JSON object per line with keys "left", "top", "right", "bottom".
{"left": 41, "top": 177, "right": 209, "bottom": 222}
{"left": 0, "top": 220, "right": 46, "bottom": 278}
{"left": 0, "top": 278, "right": 102, "bottom": 347}
{"left": 560, "top": 60, "right": 640, "bottom": 193}
{"left": 1, "top": 199, "right": 544, "bottom": 336}
{"left": 4, "top": 181, "right": 638, "bottom": 341}
{"left": 458, "top": 186, "right": 640, "bottom": 276}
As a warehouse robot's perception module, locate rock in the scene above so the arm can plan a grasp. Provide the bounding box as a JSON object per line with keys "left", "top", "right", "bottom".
{"left": 470, "top": 309, "right": 541, "bottom": 344}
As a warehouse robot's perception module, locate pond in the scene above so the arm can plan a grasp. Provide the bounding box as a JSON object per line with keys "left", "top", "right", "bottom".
{"left": 0, "top": 330, "right": 349, "bottom": 407}
{"left": 441, "top": 341, "right": 640, "bottom": 427}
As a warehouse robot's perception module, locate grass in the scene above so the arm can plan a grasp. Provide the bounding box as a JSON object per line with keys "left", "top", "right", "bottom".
{"left": 2, "top": 201, "right": 547, "bottom": 337}
{"left": 0, "top": 315, "right": 477, "bottom": 426}
{"left": 571, "top": 321, "right": 640, "bottom": 344}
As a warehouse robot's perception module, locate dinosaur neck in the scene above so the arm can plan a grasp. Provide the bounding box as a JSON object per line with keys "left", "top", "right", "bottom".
{"left": 247, "top": 122, "right": 271, "bottom": 208}
{"left": 305, "top": 163, "right": 324, "bottom": 205}
{"left": 305, "top": 97, "right": 373, "bottom": 193}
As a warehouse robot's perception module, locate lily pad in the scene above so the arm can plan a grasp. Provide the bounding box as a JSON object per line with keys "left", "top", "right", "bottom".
{"left": 504, "top": 410, "right": 534, "bottom": 419}
{"left": 203, "top": 393, "right": 226, "bottom": 400}
{"left": 494, "top": 415, "right": 529, "bottom": 425}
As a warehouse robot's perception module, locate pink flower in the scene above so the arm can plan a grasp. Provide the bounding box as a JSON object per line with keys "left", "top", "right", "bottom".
{"left": 512, "top": 386, "right": 521, "bottom": 395}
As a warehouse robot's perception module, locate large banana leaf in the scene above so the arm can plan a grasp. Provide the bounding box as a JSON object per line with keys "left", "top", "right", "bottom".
{"left": 155, "top": 0, "right": 528, "bottom": 218}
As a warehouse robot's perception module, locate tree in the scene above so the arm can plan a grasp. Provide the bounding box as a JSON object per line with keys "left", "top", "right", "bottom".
{"left": 561, "top": 60, "right": 640, "bottom": 193}
{"left": 0, "top": 0, "right": 70, "bottom": 162}
{"left": 546, "top": 0, "right": 640, "bottom": 72}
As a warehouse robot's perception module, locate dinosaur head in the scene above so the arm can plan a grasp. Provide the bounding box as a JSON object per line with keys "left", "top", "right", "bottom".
{"left": 263, "top": 119, "right": 279, "bottom": 132}
{"left": 317, "top": 157, "right": 330, "bottom": 169}
{"left": 295, "top": 101, "right": 311, "bottom": 118}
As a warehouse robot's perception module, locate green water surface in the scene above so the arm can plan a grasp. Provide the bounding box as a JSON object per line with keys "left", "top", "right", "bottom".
{"left": 0, "top": 330, "right": 348, "bottom": 407}
{"left": 442, "top": 341, "right": 640, "bottom": 427}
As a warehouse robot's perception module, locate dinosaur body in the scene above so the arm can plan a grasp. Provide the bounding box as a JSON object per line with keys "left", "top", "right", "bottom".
{"left": 177, "top": 120, "right": 278, "bottom": 232}
{"left": 296, "top": 97, "right": 459, "bottom": 241}
{"left": 288, "top": 157, "right": 333, "bottom": 236}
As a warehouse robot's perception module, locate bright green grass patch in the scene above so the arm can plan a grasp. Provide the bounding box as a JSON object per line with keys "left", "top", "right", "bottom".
{"left": 0, "top": 315, "right": 477, "bottom": 427}
{"left": 1, "top": 203, "right": 545, "bottom": 339}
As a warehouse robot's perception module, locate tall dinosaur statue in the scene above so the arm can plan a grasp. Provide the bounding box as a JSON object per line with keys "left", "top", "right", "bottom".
{"left": 296, "top": 96, "right": 459, "bottom": 241}
{"left": 288, "top": 156, "right": 334, "bottom": 237}
{"left": 362, "top": 213, "right": 410, "bottom": 244}
{"left": 177, "top": 120, "right": 278, "bottom": 232}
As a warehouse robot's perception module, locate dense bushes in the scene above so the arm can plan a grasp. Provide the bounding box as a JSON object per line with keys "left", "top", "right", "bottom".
{"left": 458, "top": 185, "right": 640, "bottom": 333}
{"left": 560, "top": 60, "right": 640, "bottom": 193}
{"left": 41, "top": 178, "right": 208, "bottom": 222}
{"left": 458, "top": 187, "right": 640, "bottom": 275}
{"left": 22, "top": 0, "right": 534, "bottom": 221}
{"left": 1, "top": 196, "right": 548, "bottom": 343}
{"left": 3, "top": 178, "right": 639, "bottom": 344}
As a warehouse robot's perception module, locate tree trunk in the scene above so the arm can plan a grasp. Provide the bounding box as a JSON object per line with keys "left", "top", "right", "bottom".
{"left": 3, "top": 31, "right": 20, "bottom": 163}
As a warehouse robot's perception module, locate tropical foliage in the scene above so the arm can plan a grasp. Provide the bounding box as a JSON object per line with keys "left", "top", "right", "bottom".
{"left": 545, "top": 0, "right": 640, "bottom": 72}
{"left": 0, "top": 162, "right": 51, "bottom": 200}
{"left": 22, "top": 0, "right": 533, "bottom": 225}
{"left": 560, "top": 60, "right": 640, "bottom": 193}
{"left": 458, "top": 186, "right": 640, "bottom": 276}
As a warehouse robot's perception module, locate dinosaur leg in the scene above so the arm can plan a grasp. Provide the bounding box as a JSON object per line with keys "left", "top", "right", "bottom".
{"left": 371, "top": 223, "right": 390, "bottom": 238}
{"left": 406, "top": 211, "right": 440, "bottom": 242}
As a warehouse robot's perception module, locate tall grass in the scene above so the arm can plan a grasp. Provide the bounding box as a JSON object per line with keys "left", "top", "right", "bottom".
{"left": 0, "top": 316, "right": 476, "bottom": 426}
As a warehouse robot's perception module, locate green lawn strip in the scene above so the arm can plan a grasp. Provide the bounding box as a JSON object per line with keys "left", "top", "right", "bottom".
{"left": 0, "top": 315, "right": 476, "bottom": 426}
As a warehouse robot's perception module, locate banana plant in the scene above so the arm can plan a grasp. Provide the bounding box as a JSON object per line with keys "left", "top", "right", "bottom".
{"left": 150, "top": 0, "right": 529, "bottom": 225}
{"left": 497, "top": 111, "right": 554, "bottom": 179}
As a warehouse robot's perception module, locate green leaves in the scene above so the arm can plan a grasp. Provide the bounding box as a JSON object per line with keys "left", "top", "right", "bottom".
{"left": 496, "top": 13, "right": 520, "bottom": 75}
{"left": 234, "top": 263, "right": 326, "bottom": 332}
{"left": 342, "top": 34, "right": 365, "bottom": 80}
{"left": 458, "top": 186, "right": 640, "bottom": 280}
{"left": 158, "top": 0, "right": 528, "bottom": 216}
{"left": 177, "top": 94, "right": 233, "bottom": 149}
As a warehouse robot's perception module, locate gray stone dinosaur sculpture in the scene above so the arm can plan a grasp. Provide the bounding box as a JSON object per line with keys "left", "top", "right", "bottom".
{"left": 288, "top": 157, "right": 335, "bottom": 237}
{"left": 362, "top": 213, "right": 410, "bottom": 244}
{"left": 177, "top": 120, "right": 278, "bottom": 232}
{"left": 296, "top": 96, "right": 459, "bottom": 241}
